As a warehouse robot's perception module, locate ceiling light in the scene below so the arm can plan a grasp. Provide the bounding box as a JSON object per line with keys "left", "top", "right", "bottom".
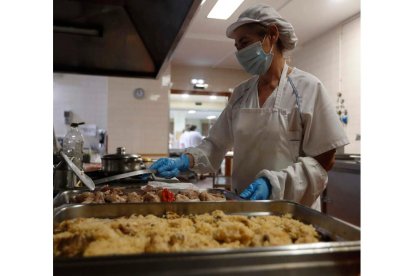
{"left": 188, "top": 110, "right": 196, "bottom": 114}
{"left": 191, "top": 78, "right": 205, "bottom": 85}
{"left": 210, "top": 95, "right": 217, "bottom": 100}
{"left": 207, "top": 0, "right": 244, "bottom": 20}
{"left": 201, "top": 0, "right": 206, "bottom": 5}
{"left": 182, "top": 94, "right": 190, "bottom": 98}
{"left": 207, "top": 115, "right": 217, "bottom": 120}
{"left": 194, "top": 83, "right": 208, "bottom": 89}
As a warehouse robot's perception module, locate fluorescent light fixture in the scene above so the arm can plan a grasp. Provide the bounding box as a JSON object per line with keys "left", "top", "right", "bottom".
{"left": 194, "top": 83, "right": 208, "bottom": 89}
{"left": 188, "top": 110, "right": 196, "bottom": 114}
{"left": 210, "top": 95, "right": 217, "bottom": 100}
{"left": 207, "top": 115, "right": 217, "bottom": 120}
{"left": 191, "top": 78, "right": 205, "bottom": 85}
{"left": 182, "top": 94, "right": 190, "bottom": 98}
{"left": 207, "top": 0, "right": 244, "bottom": 20}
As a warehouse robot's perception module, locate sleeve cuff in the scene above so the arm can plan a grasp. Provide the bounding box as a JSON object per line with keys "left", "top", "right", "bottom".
{"left": 184, "top": 147, "right": 214, "bottom": 174}
{"left": 255, "top": 169, "right": 284, "bottom": 200}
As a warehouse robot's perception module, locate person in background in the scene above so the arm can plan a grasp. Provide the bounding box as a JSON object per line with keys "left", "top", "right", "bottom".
{"left": 178, "top": 125, "right": 190, "bottom": 149}
{"left": 186, "top": 125, "right": 203, "bottom": 148}
{"left": 151, "top": 4, "right": 348, "bottom": 210}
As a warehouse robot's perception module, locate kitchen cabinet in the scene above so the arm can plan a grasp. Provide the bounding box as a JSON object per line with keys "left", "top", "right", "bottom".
{"left": 322, "top": 160, "right": 361, "bottom": 226}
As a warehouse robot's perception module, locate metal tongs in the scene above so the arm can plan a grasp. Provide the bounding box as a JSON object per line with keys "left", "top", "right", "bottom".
{"left": 93, "top": 169, "right": 155, "bottom": 185}
{"left": 60, "top": 151, "right": 96, "bottom": 191}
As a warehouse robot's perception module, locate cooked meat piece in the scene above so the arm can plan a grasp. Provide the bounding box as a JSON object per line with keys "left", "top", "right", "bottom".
{"left": 73, "top": 192, "right": 94, "bottom": 203}
{"left": 175, "top": 194, "right": 191, "bottom": 202}
{"left": 81, "top": 192, "right": 96, "bottom": 204}
{"left": 142, "top": 185, "right": 156, "bottom": 192}
{"left": 179, "top": 190, "right": 199, "bottom": 200}
{"left": 199, "top": 191, "right": 226, "bottom": 202}
{"left": 94, "top": 191, "right": 105, "bottom": 204}
{"left": 143, "top": 192, "right": 161, "bottom": 202}
{"left": 156, "top": 189, "right": 163, "bottom": 199}
{"left": 127, "top": 192, "right": 143, "bottom": 203}
{"left": 99, "top": 185, "right": 111, "bottom": 192}
{"left": 112, "top": 187, "right": 125, "bottom": 195}
{"left": 105, "top": 193, "right": 127, "bottom": 203}
{"left": 136, "top": 189, "right": 147, "bottom": 196}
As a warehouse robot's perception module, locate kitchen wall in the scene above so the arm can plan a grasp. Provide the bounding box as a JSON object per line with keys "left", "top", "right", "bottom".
{"left": 107, "top": 70, "right": 170, "bottom": 156}
{"left": 291, "top": 15, "right": 360, "bottom": 154}
{"left": 54, "top": 70, "right": 171, "bottom": 157}
{"left": 171, "top": 64, "right": 250, "bottom": 92}
{"left": 53, "top": 73, "right": 108, "bottom": 149}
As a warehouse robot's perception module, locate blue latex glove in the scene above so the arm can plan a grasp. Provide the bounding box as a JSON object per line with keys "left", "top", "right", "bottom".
{"left": 149, "top": 154, "right": 190, "bottom": 179}
{"left": 239, "top": 177, "right": 272, "bottom": 200}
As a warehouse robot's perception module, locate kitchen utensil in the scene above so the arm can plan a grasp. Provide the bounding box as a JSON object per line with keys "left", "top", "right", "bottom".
{"left": 93, "top": 169, "right": 154, "bottom": 185}
{"left": 60, "top": 151, "right": 95, "bottom": 191}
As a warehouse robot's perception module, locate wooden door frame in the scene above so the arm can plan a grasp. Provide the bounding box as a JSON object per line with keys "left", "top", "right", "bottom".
{"left": 170, "top": 89, "right": 232, "bottom": 100}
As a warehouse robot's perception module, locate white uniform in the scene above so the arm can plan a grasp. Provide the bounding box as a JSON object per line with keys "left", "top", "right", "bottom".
{"left": 186, "top": 64, "right": 349, "bottom": 209}
{"left": 180, "top": 131, "right": 203, "bottom": 148}
{"left": 187, "top": 131, "right": 203, "bottom": 147}
{"left": 179, "top": 131, "right": 189, "bottom": 149}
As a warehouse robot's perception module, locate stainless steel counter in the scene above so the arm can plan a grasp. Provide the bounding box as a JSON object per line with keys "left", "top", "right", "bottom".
{"left": 323, "top": 159, "right": 361, "bottom": 226}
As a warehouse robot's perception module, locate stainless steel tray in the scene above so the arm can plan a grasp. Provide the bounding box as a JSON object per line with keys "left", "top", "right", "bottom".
{"left": 54, "top": 201, "right": 360, "bottom": 275}
{"left": 53, "top": 188, "right": 242, "bottom": 208}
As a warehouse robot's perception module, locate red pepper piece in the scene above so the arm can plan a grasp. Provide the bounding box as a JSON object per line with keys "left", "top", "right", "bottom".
{"left": 161, "top": 188, "right": 175, "bottom": 202}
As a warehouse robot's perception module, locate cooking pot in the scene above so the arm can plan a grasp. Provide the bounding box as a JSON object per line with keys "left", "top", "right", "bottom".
{"left": 101, "top": 147, "right": 144, "bottom": 174}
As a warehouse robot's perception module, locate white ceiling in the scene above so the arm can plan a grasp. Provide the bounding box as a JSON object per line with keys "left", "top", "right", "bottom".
{"left": 171, "top": 0, "right": 360, "bottom": 69}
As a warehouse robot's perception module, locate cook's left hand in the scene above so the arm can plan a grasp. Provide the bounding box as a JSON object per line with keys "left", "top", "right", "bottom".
{"left": 239, "top": 177, "right": 272, "bottom": 200}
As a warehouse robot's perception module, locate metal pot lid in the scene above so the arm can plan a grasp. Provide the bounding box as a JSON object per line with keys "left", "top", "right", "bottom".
{"left": 102, "top": 147, "right": 140, "bottom": 160}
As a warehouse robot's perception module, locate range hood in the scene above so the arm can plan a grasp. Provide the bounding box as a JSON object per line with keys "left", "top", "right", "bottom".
{"left": 54, "top": 0, "right": 200, "bottom": 78}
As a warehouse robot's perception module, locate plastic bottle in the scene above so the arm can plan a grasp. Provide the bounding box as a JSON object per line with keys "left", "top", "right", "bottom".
{"left": 63, "top": 122, "right": 85, "bottom": 170}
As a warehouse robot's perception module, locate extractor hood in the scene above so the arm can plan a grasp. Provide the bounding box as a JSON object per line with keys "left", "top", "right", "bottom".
{"left": 54, "top": 0, "right": 200, "bottom": 78}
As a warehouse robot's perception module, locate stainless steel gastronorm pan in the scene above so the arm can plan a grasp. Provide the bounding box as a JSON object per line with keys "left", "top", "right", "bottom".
{"left": 54, "top": 201, "right": 360, "bottom": 276}
{"left": 53, "top": 188, "right": 242, "bottom": 208}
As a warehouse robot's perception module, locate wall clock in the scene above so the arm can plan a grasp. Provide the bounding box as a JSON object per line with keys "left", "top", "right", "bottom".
{"left": 133, "top": 88, "right": 145, "bottom": 99}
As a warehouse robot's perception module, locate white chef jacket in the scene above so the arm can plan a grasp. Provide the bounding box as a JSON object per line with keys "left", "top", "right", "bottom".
{"left": 185, "top": 67, "right": 349, "bottom": 208}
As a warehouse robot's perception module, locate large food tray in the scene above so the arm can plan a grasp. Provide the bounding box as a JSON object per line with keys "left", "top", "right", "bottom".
{"left": 53, "top": 187, "right": 242, "bottom": 208}
{"left": 54, "top": 200, "right": 360, "bottom": 275}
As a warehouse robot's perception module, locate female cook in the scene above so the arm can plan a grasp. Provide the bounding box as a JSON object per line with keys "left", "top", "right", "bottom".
{"left": 151, "top": 4, "right": 349, "bottom": 210}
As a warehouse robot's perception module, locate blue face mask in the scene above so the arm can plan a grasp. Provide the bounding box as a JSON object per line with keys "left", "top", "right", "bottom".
{"left": 235, "top": 36, "right": 274, "bottom": 75}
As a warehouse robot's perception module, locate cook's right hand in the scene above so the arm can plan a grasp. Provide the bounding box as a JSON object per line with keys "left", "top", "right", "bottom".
{"left": 149, "top": 154, "right": 190, "bottom": 179}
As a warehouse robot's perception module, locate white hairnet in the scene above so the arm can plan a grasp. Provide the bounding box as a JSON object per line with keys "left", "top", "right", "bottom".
{"left": 226, "top": 4, "right": 298, "bottom": 51}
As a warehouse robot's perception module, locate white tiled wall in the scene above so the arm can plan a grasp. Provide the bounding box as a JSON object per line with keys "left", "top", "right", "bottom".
{"left": 107, "top": 73, "right": 170, "bottom": 156}
{"left": 291, "top": 16, "right": 360, "bottom": 154}
{"left": 53, "top": 73, "right": 108, "bottom": 139}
